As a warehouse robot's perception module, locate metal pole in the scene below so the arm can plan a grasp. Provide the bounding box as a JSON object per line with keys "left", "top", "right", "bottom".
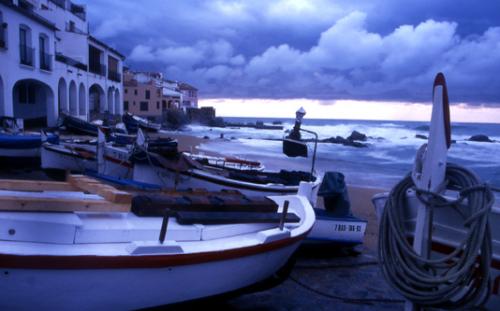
{"left": 279, "top": 200, "right": 290, "bottom": 231}
{"left": 300, "top": 128, "right": 318, "bottom": 182}
{"left": 159, "top": 211, "right": 170, "bottom": 243}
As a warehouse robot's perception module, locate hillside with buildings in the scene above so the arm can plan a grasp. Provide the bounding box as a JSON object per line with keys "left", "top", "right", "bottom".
{"left": 0, "top": 0, "right": 204, "bottom": 129}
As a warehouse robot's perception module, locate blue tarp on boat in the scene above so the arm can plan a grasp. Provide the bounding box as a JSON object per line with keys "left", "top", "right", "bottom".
{"left": 0, "top": 133, "right": 58, "bottom": 149}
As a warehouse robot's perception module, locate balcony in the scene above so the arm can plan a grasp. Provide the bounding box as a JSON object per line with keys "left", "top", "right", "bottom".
{"left": 19, "top": 44, "right": 35, "bottom": 67}
{"left": 40, "top": 51, "right": 52, "bottom": 71}
{"left": 0, "top": 23, "right": 7, "bottom": 49}
{"left": 108, "top": 70, "right": 122, "bottom": 83}
{"left": 70, "top": 3, "right": 86, "bottom": 21}
{"left": 65, "top": 21, "right": 87, "bottom": 35}
{"left": 49, "top": 0, "right": 66, "bottom": 8}
{"left": 89, "top": 64, "right": 106, "bottom": 76}
{"left": 55, "top": 53, "right": 88, "bottom": 71}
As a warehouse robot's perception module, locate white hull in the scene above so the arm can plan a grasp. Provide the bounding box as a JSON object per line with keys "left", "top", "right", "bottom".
{"left": 133, "top": 163, "right": 319, "bottom": 197}
{"left": 42, "top": 143, "right": 131, "bottom": 179}
{"left": 41, "top": 144, "right": 96, "bottom": 172}
{"left": 101, "top": 145, "right": 133, "bottom": 179}
{"left": 308, "top": 214, "right": 366, "bottom": 244}
{"left": 0, "top": 186, "right": 315, "bottom": 310}
{"left": 0, "top": 244, "right": 297, "bottom": 311}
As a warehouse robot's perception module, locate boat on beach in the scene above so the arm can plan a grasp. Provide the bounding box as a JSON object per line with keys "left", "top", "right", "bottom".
{"left": 41, "top": 134, "right": 135, "bottom": 179}
{"left": 122, "top": 112, "right": 162, "bottom": 133}
{"left": 0, "top": 174, "right": 315, "bottom": 310}
{"left": 373, "top": 73, "right": 499, "bottom": 309}
{"left": 132, "top": 148, "right": 319, "bottom": 197}
{"left": 0, "top": 117, "right": 58, "bottom": 160}
{"left": 183, "top": 152, "right": 265, "bottom": 172}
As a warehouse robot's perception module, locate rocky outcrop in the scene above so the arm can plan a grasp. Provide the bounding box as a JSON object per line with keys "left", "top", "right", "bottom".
{"left": 322, "top": 135, "right": 368, "bottom": 148}
{"left": 415, "top": 125, "right": 430, "bottom": 131}
{"left": 468, "top": 134, "right": 494, "bottom": 143}
{"left": 347, "top": 130, "right": 367, "bottom": 142}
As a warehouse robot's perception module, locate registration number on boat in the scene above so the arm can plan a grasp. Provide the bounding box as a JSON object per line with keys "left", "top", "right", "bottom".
{"left": 333, "top": 223, "right": 363, "bottom": 232}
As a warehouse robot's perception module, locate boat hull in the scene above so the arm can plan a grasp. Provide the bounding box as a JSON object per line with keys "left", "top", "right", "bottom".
{"left": 132, "top": 163, "right": 311, "bottom": 197}
{"left": 0, "top": 239, "right": 300, "bottom": 311}
{"left": 307, "top": 209, "right": 367, "bottom": 245}
{"left": 41, "top": 144, "right": 96, "bottom": 172}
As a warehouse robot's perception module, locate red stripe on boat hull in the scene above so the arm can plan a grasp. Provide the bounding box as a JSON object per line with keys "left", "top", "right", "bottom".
{"left": 0, "top": 232, "right": 308, "bottom": 270}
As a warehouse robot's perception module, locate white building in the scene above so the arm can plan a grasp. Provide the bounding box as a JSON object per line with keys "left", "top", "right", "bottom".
{"left": 0, "top": 0, "right": 124, "bottom": 127}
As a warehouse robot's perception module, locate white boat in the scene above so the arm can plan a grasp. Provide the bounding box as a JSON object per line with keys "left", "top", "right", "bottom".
{"left": 41, "top": 139, "right": 133, "bottom": 179}
{"left": 132, "top": 151, "right": 320, "bottom": 197}
{"left": 0, "top": 175, "right": 315, "bottom": 310}
{"left": 372, "top": 73, "right": 499, "bottom": 309}
{"left": 0, "top": 117, "right": 58, "bottom": 159}
{"left": 183, "top": 152, "right": 265, "bottom": 171}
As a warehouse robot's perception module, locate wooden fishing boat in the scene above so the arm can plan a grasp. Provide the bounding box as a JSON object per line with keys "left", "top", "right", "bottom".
{"left": 184, "top": 152, "right": 265, "bottom": 172}
{"left": 132, "top": 149, "right": 319, "bottom": 197}
{"left": 60, "top": 113, "right": 100, "bottom": 136}
{"left": 122, "top": 112, "right": 161, "bottom": 133}
{"left": 0, "top": 175, "right": 315, "bottom": 310}
{"left": 41, "top": 138, "right": 133, "bottom": 179}
{"left": 373, "top": 73, "right": 499, "bottom": 309}
{"left": 0, "top": 117, "right": 58, "bottom": 159}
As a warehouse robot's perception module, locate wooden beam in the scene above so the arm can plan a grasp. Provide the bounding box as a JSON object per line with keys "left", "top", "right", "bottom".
{"left": 0, "top": 196, "right": 130, "bottom": 212}
{"left": 67, "top": 175, "right": 132, "bottom": 205}
{"left": 0, "top": 179, "right": 77, "bottom": 192}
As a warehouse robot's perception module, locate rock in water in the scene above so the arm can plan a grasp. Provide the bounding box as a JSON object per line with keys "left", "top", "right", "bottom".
{"left": 415, "top": 125, "right": 430, "bottom": 131}
{"left": 347, "top": 130, "right": 367, "bottom": 142}
{"left": 415, "top": 134, "right": 428, "bottom": 140}
{"left": 468, "top": 134, "right": 494, "bottom": 143}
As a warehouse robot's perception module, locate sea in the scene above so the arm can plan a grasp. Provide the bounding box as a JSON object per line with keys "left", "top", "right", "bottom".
{"left": 181, "top": 117, "right": 500, "bottom": 192}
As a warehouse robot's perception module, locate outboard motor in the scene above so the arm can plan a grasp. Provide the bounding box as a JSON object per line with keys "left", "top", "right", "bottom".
{"left": 318, "top": 172, "right": 352, "bottom": 217}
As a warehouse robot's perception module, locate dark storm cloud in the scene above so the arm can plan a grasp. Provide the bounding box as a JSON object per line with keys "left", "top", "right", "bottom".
{"left": 79, "top": 0, "right": 500, "bottom": 104}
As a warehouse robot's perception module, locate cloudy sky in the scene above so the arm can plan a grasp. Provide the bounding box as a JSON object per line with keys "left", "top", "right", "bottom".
{"left": 80, "top": 0, "right": 500, "bottom": 121}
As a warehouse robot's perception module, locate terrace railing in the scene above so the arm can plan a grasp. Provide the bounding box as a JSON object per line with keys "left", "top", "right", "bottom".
{"left": 40, "top": 51, "right": 53, "bottom": 71}
{"left": 55, "top": 53, "right": 88, "bottom": 71}
{"left": 89, "top": 64, "right": 107, "bottom": 76}
{"left": 108, "top": 70, "right": 122, "bottom": 83}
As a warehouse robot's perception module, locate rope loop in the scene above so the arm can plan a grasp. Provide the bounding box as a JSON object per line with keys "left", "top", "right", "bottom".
{"left": 378, "top": 163, "right": 494, "bottom": 309}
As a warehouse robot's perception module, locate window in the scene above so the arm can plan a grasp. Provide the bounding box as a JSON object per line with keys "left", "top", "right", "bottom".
{"left": 0, "top": 11, "right": 6, "bottom": 49}
{"left": 134, "top": 89, "right": 137, "bottom": 96}
{"left": 39, "top": 35, "right": 51, "bottom": 71}
{"left": 162, "top": 100, "right": 167, "bottom": 110}
{"left": 18, "top": 82, "right": 36, "bottom": 104}
{"left": 133, "top": 101, "right": 136, "bottom": 106}
{"left": 145, "top": 90, "right": 150, "bottom": 99}
{"left": 156, "top": 102, "right": 160, "bottom": 109}
{"left": 125, "top": 89, "right": 128, "bottom": 94}
{"left": 19, "top": 26, "right": 33, "bottom": 66}
{"left": 140, "top": 101, "right": 148, "bottom": 111}
{"left": 124, "top": 101, "right": 129, "bottom": 111}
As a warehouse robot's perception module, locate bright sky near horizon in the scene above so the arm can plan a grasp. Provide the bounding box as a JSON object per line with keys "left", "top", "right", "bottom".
{"left": 199, "top": 99, "right": 500, "bottom": 123}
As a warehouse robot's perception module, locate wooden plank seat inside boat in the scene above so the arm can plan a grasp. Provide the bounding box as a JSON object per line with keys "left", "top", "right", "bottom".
{"left": 0, "top": 175, "right": 131, "bottom": 212}
{"left": 175, "top": 211, "right": 300, "bottom": 225}
{"left": 131, "top": 191, "right": 279, "bottom": 216}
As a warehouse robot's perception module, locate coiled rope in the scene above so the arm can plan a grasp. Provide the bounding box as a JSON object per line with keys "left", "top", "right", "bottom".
{"left": 379, "top": 162, "right": 494, "bottom": 309}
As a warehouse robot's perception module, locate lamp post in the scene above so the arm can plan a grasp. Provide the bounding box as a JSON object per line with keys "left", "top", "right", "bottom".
{"left": 290, "top": 107, "right": 306, "bottom": 140}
